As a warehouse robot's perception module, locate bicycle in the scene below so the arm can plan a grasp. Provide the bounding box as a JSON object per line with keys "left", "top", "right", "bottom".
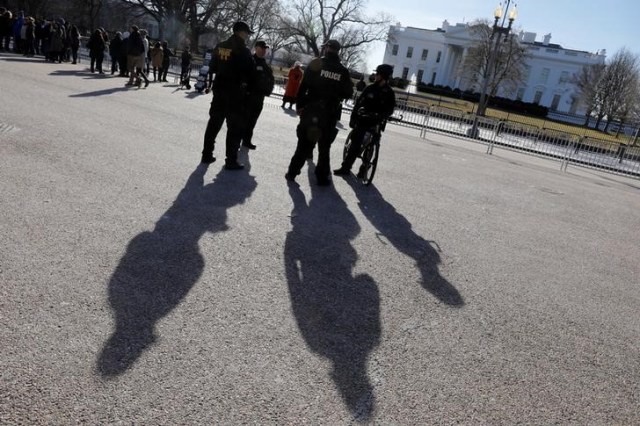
{"left": 342, "top": 115, "right": 397, "bottom": 186}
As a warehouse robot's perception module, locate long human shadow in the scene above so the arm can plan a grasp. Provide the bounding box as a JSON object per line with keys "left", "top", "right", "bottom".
{"left": 345, "top": 179, "right": 464, "bottom": 307}
{"left": 69, "top": 86, "right": 132, "bottom": 97}
{"left": 97, "top": 150, "right": 257, "bottom": 378}
{"left": 49, "top": 69, "right": 86, "bottom": 77}
{"left": 284, "top": 167, "right": 381, "bottom": 420}
{"left": 0, "top": 56, "right": 42, "bottom": 63}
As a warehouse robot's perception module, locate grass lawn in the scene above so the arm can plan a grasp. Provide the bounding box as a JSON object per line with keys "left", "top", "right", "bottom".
{"left": 394, "top": 88, "right": 637, "bottom": 146}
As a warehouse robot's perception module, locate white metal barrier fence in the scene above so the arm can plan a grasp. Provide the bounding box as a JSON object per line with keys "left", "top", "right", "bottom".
{"left": 388, "top": 103, "right": 640, "bottom": 179}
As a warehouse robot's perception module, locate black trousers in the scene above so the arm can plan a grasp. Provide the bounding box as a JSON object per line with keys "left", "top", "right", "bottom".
{"left": 118, "top": 55, "right": 128, "bottom": 75}
{"left": 202, "top": 90, "right": 248, "bottom": 164}
{"left": 160, "top": 62, "right": 170, "bottom": 81}
{"left": 90, "top": 53, "right": 104, "bottom": 72}
{"left": 340, "top": 126, "right": 368, "bottom": 170}
{"left": 287, "top": 104, "right": 339, "bottom": 182}
{"left": 243, "top": 95, "right": 265, "bottom": 145}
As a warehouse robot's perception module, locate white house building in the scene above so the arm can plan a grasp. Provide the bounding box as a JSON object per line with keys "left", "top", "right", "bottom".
{"left": 382, "top": 21, "right": 606, "bottom": 115}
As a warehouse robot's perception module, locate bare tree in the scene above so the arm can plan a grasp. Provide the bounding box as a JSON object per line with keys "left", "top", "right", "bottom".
{"left": 459, "top": 20, "right": 528, "bottom": 100}
{"left": 572, "top": 63, "right": 606, "bottom": 127}
{"left": 79, "top": 0, "right": 104, "bottom": 30}
{"left": 116, "top": 0, "right": 229, "bottom": 50}
{"left": 592, "top": 48, "right": 640, "bottom": 131}
{"left": 280, "top": 0, "right": 391, "bottom": 69}
{"left": 3, "top": 0, "right": 54, "bottom": 17}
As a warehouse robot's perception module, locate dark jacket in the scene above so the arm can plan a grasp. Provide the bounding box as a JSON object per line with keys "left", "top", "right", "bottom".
{"left": 127, "top": 30, "right": 144, "bottom": 56}
{"left": 109, "top": 34, "right": 123, "bottom": 58}
{"left": 250, "top": 54, "right": 275, "bottom": 97}
{"left": 69, "top": 26, "right": 80, "bottom": 49}
{"left": 351, "top": 82, "right": 396, "bottom": 128}
{"left": 24, "top": 21, "right": 34, "bottom": 42}
{"left": 208, "top": 34, "right": 254, "bottom": 93}
{"left": 162, "top": 43, "right": 174, "bottom": 65}
{"left": 0, "top": 13, "right": 11, "bottom": 37}
{"left": 181, "top": 50, "right": 192, "bottom": 67}
{"left": 296, "top": 52, "right": 353, "bottom": 115}
{"left": 86, "top": 30, "right": 105, "bottom": 55}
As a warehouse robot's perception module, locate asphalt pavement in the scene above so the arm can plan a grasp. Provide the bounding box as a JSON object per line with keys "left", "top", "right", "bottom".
{"left": 1, "top": 52, "right": 639, "bottom": 424}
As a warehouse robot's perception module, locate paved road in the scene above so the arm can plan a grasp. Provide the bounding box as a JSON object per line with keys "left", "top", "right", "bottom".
{"left": 1, "top": 53, "right": 639, "bottom": 424}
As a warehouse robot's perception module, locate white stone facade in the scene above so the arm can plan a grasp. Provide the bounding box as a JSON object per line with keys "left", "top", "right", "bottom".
{"left": 383, "top": 21, "right": 606, "bottom": 114}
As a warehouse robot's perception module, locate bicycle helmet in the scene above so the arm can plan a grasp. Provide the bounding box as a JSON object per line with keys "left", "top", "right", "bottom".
{"left": 375, "top": 64, "right": 394, "bottom": 80}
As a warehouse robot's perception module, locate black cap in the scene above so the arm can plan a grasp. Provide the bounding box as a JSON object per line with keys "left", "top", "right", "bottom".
{"left": 232, "top": 21, "right": 254, "bottom": 34}
{"left": 322, "top": 39, "right": 341, "bottom": 51}
{"left": 375, "top": 64, "right": 394, "bottom": 79}
{"left": 254, "top": 40, "right": 269, "bottom": 49}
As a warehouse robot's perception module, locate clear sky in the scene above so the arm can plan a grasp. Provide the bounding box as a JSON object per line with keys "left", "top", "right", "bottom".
{"left": 364, "top": 0, "right": 640, "bottom": 72}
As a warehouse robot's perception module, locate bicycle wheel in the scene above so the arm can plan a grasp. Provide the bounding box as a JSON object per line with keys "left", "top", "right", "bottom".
{"left": 343, "top": 130, "right": 353, "bottom": 161}
{"left": 359, "top": 141, "right": 379, "bottom": 186}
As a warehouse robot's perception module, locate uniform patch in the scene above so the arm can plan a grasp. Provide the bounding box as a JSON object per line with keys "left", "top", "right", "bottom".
{"left": 218, "top": 48, "right": 232, "bottom": 61}
{"left": 320, "top": 70, "right": 342, "bottom": 81}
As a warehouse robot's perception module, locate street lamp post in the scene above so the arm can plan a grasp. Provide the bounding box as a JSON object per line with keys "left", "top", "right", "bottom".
{"left": 467, "top": 1, "right": 517, "bottom": 139}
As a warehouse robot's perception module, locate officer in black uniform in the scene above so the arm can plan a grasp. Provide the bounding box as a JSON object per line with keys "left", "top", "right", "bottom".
{"left": 334, "top": 64, "right": 396, "bottom": 177}
{"left": 201, "top": 21, "right": 255, "bottom": 170}
{"left": 285, "top": 39, "right": 354, "bottom": 186}
{"left": 242, "top": 40, "right": 275, "bottom": 150}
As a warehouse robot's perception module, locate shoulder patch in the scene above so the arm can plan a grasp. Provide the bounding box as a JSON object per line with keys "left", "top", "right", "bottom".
{"left": 218, "top": 48, "right": 231, "bottom": 61}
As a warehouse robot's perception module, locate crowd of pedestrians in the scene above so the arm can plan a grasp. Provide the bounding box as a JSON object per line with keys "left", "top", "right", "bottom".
{"left": 0, "top": 9, "right": 83, "bottom": 63}
{"left": 0, "top": 8, "right": 179, "bottom": 85}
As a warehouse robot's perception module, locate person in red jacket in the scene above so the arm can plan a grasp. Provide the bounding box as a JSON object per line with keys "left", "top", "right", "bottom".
{"left": 281, "top": 62, "right": 303, "bottom": 109}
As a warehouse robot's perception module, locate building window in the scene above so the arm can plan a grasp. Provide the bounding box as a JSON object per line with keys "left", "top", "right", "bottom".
{"left": 421, "top": 49, "right": 428, "bottom": 61}
{"left": 516, "top": 88, "right": 525, "bottom": 101}
{"left": 436, "top": 51, "right": 442, "bottom": 63}
{"left": 538, "top": 68, "right": 550, "bottom": 84}
{"left": 431, "top": 72, "right": 437, "bottom": 84}
{"left": 569, "top": 96, "right": 578, "bottom": 114}
{"left": 417, "top": 69, "right": 424, "bottom": 84}
{"left": 558, "top": 71, "right": 570, "bottom": 84}
{"left": 406, "top": 46, "right": 413, "bottom": 58}
{"left": 402, "top": 67, "right": 409, "bottom": 80}
{"left": 533, "top": 90, "right": 544, "bottom": 104}
{"left": 392, "top": 44, "right": 398, "bottom": 56}
{"left": 550, "top": 94, "right": 562, "bottom": 111}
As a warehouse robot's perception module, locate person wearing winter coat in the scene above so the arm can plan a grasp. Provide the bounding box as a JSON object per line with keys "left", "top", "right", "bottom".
{"left": 23, "top": 17, "right": 35, "bottom": 56}
{"left": 242, "top": 40, "right": 274, "bottom": 149}
{"left": 69, "top": 25, "right": 80, "bottom": 64}
{"left": 48, "top": 22, "right": 65, "bottom": 63}
{"left": 86, "top": 28, "right": 105, "bottom": 73}
{"left": 159, "top": 41, "right": 174, "bottom": 82}
{"left": 109, "top": 32, "right": 123, "bottom": 74}
{"left": 281, "top": 62, "right": 303, "bottom": 109}
{"left": 150, "top": 41, "right": 164, "bottom": 81}
{"left": 12, "top": 11, "right": 24, "bottom": 53}
{"left": 125, "top": 25, "right": 149, "bottom": 87}
{"left": 0, "top": 9, "right": 12, "bottom": 51}
{"left": 118, "top": 32, "right": 129, "bottom": 77}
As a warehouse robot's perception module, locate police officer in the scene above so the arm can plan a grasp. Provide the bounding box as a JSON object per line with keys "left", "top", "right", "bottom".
{"left": 334, "top": 64, "right": 396, "bottom": 177}
{"left": 285, "top": 39, "right": 354, "bottom": 186}
{"left": 242, "top": 40, "right": 274, "bottom": 150}
{"left": 201, "top": 21, "right": 255, "bottom": 170}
